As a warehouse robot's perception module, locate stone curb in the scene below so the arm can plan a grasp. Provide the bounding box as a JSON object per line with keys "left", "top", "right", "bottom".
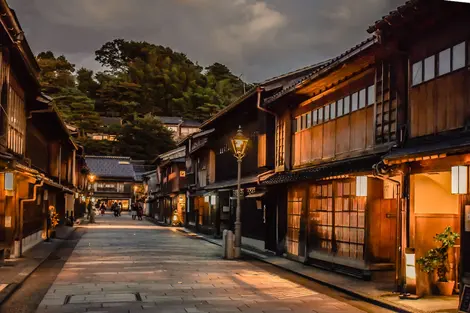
{"left": 0, "top": 227, "right": 78, "bottom": 305}
{"left": 177, "top": 228, "right": 420, "bottom": 313}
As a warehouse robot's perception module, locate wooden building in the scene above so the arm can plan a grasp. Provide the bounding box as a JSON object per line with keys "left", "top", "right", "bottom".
{"left": 156, "top": 116, "right": 201, "bottom": 141}
{"left": 260, "top": 37, "right": 400, "bottom": 279}
{"left": 84, "top": 156, "right": 136, "bottom": 210}
{"left": 366, "top": 0, "right": 470, "bottom": 298}
{"left": 184, "top": 63, "right": 329, "bottom": 249}
{"left": 154, "top": 147, "right": 187, "bottom": 225}
{"left": 0, "top": 0, "right": 85, "bottom": 258}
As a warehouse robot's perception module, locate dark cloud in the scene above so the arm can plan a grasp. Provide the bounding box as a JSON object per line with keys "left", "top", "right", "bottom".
{"left": 8, "top": 0, "right": 403, "bottom": 82}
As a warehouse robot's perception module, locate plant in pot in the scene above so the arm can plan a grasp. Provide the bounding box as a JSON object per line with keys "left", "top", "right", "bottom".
{"left": 48, "top": 206, "right": 60, "bottom": 238}
{"left": 417, "top": 226, "right": 460, "bottom": 296}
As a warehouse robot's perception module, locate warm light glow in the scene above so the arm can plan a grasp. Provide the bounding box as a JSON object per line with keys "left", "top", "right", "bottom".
{"left": 91, "top": 197, "right": 96, "bottom": 202}
{"left": 173, "top": 214, "right": 178, "bottom": 221}
{"left": 88, "top": 174, "right": 96, "bottom": 183}
{"left": 231, "top": 126, "right": 249, "bottom": 160}
{"left": 405, "top": 252, "right": 417, "bottom": 280}
{"left": 451, "top": 166, "right": 468, "bottom": 194}
{"left": 356, "top": 176, "right": 368, "bottom": 197}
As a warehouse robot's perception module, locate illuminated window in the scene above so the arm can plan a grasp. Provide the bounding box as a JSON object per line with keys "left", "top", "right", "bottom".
{"left": 439, "top": 48, "right": 451, "bottom": 75}
{"left": 412, "top": 62, "right": 423, "bottom": 86}
{"left": 453, "top": 42, "right": 466, "bottom": 70}
{"left": 337, "top": 99, "right": 343, "bottom": 117}
{"left": 359, "top": 89, "right": 366, "bottom": 109}
{"left": 324, "top": 105, "right": 330, "bottom": 122}
{"left": 351, "top": 92, "right": 358, "bottom": 111}
{"left": 424, "top": 55, "right": 435, "bottom": 82}
{"left": 330, "top": 103, "right": 336, "bottom": 119}
{"left": 312, "top": 110, "right": 318, "bottom": 125}
{"left": 367, "top": 85, "right": 375, "bottom": 106}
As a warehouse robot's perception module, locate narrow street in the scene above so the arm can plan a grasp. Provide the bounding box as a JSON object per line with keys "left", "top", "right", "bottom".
{"left": 6, "top": 213, "right": 393, "bottom": 313}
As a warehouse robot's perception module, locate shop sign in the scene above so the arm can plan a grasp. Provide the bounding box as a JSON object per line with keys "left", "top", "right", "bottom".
{"left": 459, "top": 284, "right": 470, "bottom": 313}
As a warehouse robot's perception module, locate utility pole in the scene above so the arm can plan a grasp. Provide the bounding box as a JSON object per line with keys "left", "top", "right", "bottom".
{"left": 238, "top": 74, "right": 246, "bottom": 94}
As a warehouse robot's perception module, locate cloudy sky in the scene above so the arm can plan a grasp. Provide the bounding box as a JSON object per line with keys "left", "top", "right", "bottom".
{"left": 8, "top": 0, "right": 402, "bottom": 82}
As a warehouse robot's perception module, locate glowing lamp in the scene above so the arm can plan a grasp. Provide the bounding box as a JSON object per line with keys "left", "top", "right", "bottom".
{"left": 231, "top": 126, "right": 249, "bottom": 160}
{"left": 173, "top": 214, "right": 178, "bottom": 222}
{"left": 451, "top": 166, "right": 468, "bottom": 194}
{"left": 356, "top": 176, "right": 368, "bottom": 197}
{"left": 88, "top": 174, "right": 96, "bottom": 183}
{"left": 404, "top": 248, "right": 417, "bottom": 294}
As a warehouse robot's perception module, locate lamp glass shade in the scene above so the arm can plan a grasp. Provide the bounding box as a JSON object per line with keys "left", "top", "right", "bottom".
{"left": 231, "top": 127, "right": 248, "bottom": 159}
{"left": 451, "top": 166, "right": 468, "bottom": 194}
{"left": 88, "top": 174, "right": 96, "bottom": 183}
{"left": 356, "top": 176, "right": 368, "bottom": 197}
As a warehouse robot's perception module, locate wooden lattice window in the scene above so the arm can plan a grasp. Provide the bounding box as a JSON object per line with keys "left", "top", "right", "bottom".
{"left": 308, "top": 180, "right": 366, "bottom": 261}
{"left": 287, "top": 189, "right": 303, "bottom": 256}
{"left": 275, "top": 118, "right": 285, "bottom": 169}
{"left": 335, "top": 180, "right": 365, "bottom": 260}
{"left": 7, "top": 77, "right": 25, "bottom": 155}
{"left": 309, "top": 183, "right": 333, "bottom": 253}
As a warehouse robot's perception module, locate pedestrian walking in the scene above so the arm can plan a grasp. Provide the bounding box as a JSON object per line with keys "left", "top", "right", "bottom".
{"left": 131, "top": 203, "right": 137, "bottom": 220}
{"left": 117, "top": 202, "right": 122, "bottom": 216}
{"left": 100, "top": 202, "right": 106, "bottom": 216}
{"left": 137, "top": 203, "right": 143, "bottom": 221}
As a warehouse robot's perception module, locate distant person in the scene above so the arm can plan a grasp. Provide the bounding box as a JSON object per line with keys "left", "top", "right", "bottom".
{"left": 131, "top": 203, "right": 137, "bottom": 220}
{"left": 137, "top": 203, "right": 143, "bottom": 221}
{"left": 117, "top": 202, "right": 122, "bottom": 216}
{"left": 100, "top": 203, "right": 106, "bottom": 216}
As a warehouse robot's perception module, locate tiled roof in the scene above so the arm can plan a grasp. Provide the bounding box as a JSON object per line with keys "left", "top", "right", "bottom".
{"left": 85, "top": 156, "right": 136, "bottom": 180}
{"left": 261, "top": 155, "right": 382, "bottom": 186}
{"left": 265, "top": 37, "right": 377, "bottom": 105}
{"left": 200, "top": 60, "right": 330, "bottom": 128}
{"left": 133, "top": 163, "right": 156, "bottom": 182}
{"left": 367, "top": 0, "right": 421, "bottom": 34}
{"left": 156, "top": 116, "right": 201, "bottom": 127}
{"left": 100, "top": 117, "right": 122, "bottom": 126}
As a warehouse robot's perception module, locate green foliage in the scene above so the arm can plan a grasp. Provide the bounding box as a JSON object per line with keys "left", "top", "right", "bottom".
{"left": 94, "top": 39, "right": 248, "bottom": 121}
{"left": 36, "top": 39, "right": 248, "bottom": 160}
{"left": 417, "top": 227, "right": 460, "bottom": 282}
{"left": 53, "top": 88, "right": 102, "bottom": 136}
{"left": 77, "top": 68, "right": 99, "bottom": 99}
{"left": 116, "top": 114, "right": 176, "bottom": 160}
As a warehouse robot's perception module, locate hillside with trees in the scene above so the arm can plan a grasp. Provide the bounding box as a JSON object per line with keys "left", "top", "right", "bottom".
{"left": 36, "top": 39, "right": 250, "bottom": 160}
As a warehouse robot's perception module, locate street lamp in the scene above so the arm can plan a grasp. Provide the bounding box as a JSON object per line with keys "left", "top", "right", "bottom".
{"left": 231, "top": 125, "right": 249, "bottom": 258}
{"left": 87, "top": 174, "right": 96, "bottom": 223}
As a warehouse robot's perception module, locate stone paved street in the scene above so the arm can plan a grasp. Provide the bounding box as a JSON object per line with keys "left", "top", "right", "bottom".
{"left": 35, "top": 213, "right": 376, "bottom": 313}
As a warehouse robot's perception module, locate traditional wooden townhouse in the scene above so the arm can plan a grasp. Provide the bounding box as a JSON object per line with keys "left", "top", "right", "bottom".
{"left": 0, "top": 0, "right": 83, "bottom": 258}
{"left": 184, "top": 129, "right": 216, "bottom": 234}
{"left": 153, "top": 146, "right": 187, "bottom": 225}
{"left": 259, "top": 36, "right": 406, "bottom": 282}
{"left": 366, "top": 0, "right": 470, "bottom": 299}
{"left": 84, "top": 156, "right": 136, "bottom": 210}
{"left": 142, "top": 169, "right": 157, "bottom": 216}
{"left": 184, "top": 63, "right": 330, "bottom": 249}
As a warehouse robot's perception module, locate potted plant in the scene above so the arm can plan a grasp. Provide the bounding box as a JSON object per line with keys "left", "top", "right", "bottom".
{"left": 417, "top": 226, "right": 459, "bottom": 296}
{"left": 48, "top": 206, "right": 60, "bottom": 238}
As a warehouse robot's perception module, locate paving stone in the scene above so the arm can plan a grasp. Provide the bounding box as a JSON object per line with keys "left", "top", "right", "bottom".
{"left": 34, "top": 214, "right": 368, "bottom": 313}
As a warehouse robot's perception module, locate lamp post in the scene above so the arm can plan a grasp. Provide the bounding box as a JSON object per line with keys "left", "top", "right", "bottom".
{"left": 231, "top": 126, "right": 249, "bottom": 258}
{"left": 87, "top": 174, "right": 96, "bottom": 223}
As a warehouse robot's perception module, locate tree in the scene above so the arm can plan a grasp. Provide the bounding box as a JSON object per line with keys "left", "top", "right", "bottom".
{"left": 77, "top": 68, "right": 100, "bottom": 99}
{"left": 53, "top": 88, "right": 102, "bottom": 137}
{"left": 37, "top": 51, "right": 76, "bottom": 94}
{"left": 116, "top": 114, "right": 176, "bottom": 160}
